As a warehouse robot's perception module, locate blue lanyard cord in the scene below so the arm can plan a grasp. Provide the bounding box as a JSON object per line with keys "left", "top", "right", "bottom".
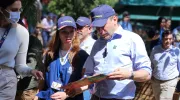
{"left": 0, "top": 24, "right": 12, "bottom": 48}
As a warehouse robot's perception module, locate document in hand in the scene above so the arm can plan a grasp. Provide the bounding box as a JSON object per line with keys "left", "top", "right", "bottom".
{"left": 61, "top": 74, "right": 107, "bottom": 90}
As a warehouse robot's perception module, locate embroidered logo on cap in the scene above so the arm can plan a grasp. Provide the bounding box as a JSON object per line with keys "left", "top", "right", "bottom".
{"left": 113, "top": 45, "right": 117, "bottom": 49}
{"left": 60, "top": 20, "right": 73, "bottom": 24}
{"left": 77, "top": 19, "right": 84, "bottom": 22}
{"left": 94, "top": 15, "right": 103, "bottom": 18}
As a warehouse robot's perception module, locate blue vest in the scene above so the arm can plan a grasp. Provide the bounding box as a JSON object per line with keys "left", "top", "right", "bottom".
{"left": 37, "top": 58, "right": 71, "bottom": 100}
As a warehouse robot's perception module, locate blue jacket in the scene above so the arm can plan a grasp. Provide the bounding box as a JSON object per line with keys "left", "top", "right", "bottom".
{"left": 37, "top": 58, "right": 71, "bottom": 99}
{"left": 37, "top": 50, "right": 88, "bottom": 100}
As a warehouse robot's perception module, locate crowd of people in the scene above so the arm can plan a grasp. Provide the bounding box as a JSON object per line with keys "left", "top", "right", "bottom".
{"left": 0, "top": 0, "right": 180, "bottom": 100}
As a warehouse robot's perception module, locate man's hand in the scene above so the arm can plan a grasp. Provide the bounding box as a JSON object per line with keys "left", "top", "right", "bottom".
{"left": 31, "top": 69, "right": 44, "bottom": 80}
{"left": 51, "top": 92, "right": 68, "bottom": 100}
{"left": 65, "top": 88, "right": 82, "bottom": 97}
{"left": 107, "top": 68, "right": 132, "bottom": 80}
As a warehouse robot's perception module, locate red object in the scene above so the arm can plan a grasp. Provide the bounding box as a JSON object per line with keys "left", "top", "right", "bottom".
{"left": 22, "top": 18, "right": 28, "bottom": 29}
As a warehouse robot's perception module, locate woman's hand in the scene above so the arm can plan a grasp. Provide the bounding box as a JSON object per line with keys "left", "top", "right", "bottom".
{"left": 51, "top": 92, "right": 68, "bottom": 100}
{"left": 31, "top": 69, "right": 44, "bottom": 80}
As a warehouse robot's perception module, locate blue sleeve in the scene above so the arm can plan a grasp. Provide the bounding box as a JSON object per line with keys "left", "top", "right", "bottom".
{"left": 37, "top": 61, "right": 57, "bottom": 99}
{"left": 177, "top": 49, "right": 180, "bottom": 76}
{"left": 150, "top": 47, "right": 156, "bottom": 70}
{"left": 129, "top": 23, "right": 132, "bottom": 32}
{"left": 130, "top": 34, "right": 152, "bottom": 75}
{"left": 84, "top": 56, "right": 95, "bottom": 76}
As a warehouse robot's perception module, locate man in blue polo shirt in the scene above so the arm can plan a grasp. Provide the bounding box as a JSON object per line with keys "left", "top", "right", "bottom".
{"left": 83, "top": 4, "right": 152, "bottom": 100}
{"left": 150, "top": 30, "right": 180, "bottom": 100}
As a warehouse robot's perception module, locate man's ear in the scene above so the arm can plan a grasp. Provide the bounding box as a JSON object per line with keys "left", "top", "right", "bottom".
{"left": 89, "top": 26, "right": 92, "bottom": 30}
{"left": 113, "top": 15, "right": 118, "bottom": 22}
{"left": 88, "top": 26, "right": 93, "bottom": 33}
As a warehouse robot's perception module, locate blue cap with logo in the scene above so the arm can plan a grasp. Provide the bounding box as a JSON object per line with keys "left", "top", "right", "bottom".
{"left": 57, "top": 16, "right": 76, "bottom": 30}
{"left": 76, "top": 17, "right": 91, "bottom": 26}
{"left": 90, "top": 4, "right": 115, "bottom": 27}
{"left": 48, "top": 13, "right": 54, "bottom": 19}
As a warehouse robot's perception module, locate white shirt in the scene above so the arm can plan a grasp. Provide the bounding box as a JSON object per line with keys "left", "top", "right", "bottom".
{"left": 59, "top": 50, "right": 69, "bottom": 65}
{"left": 0, "top": 24, "right": 32, "bottom": 76}
{"left": 80, "top": 36, "right": 95, "bottom": 55}
{"left": 41, "top": 18, "right": 54, "bottom": 32}
{"left": 84, "top": 26, "right": 151, "bottom": 99}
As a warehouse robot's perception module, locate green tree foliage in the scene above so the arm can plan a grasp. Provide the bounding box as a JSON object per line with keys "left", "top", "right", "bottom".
{"left": 47, "top": 0, "right": 118, "bottom": 19}
{"left": 21, "top": 0, "right": 41, "bottom": 26}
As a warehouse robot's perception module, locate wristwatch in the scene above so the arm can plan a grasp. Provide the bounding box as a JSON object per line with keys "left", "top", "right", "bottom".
{"left": 129, "top": 71, "right": 134, "bottom": 79}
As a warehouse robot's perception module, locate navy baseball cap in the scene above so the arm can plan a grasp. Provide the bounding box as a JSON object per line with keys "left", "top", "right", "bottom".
{"left": 90, "top": 4, "right": 115, "bottom": 27}
{"left": 76, "top": 17, "right": 91, "bottom": 26}
{"left": 57, "top": 16, "right": 76, "bottom": 30}
{"left": 48, "top": 13, "right": 54, "bottom": 18}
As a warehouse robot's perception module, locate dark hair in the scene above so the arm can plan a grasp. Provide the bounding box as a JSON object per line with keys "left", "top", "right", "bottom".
{"left": 162, "top": 30, "right": 172, "bottom": 39}
{"left": 146, "top": 28, "right": 158, "bottom": 38}
{"left": 123, "top": 11, "right": 129, "bottom": 17}
{"left": 166, "top": 18, "right": 171, "bottom": 22}
{"left": 156, "top": 16, "right": 166, "bottom": 30}
{"left": 0, "top": 0, "right": 20, "bottom": 9}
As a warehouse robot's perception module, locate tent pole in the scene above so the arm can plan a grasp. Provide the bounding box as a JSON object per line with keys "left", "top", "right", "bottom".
{"left": 156, "top": 7, "right": 162, "bottom": 16}
{"left": 169, "top": 7, "right": 174, "bottom": 19}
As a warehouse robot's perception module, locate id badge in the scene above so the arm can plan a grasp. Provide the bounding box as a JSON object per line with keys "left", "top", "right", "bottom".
{"left": 51, "top": 81, "right": 62, "bottom": 92}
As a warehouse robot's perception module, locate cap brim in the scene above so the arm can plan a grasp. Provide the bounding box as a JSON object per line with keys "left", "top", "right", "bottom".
{"left": 76, "top": 22, "right": 86, "bottom": 27}
{"left": 92, "top": 19, "right": 107, "bottom": 27}
{"left": 58, "top": 25, "right": 76, "bottom": 30}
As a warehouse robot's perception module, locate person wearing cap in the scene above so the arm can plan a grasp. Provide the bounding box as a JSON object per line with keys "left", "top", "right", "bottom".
{"left": 76, "top": 16, "right": 95, "bottom": 55}
{"left": 37, "top": 16, "right": 89, "bottom": 100}
{"left": 81, "top": 4, "right": 151, "bottom": 100}
{"left": 119, "top": 11, "right": 132, "bottom": 32}
{"left": 76, "top": 16, "right": 95, "bottom": 100}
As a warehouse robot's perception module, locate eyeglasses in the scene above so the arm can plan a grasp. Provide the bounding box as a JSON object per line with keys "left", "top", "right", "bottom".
{"left": 77, "top": 25, "right": 89, "bottom": 30}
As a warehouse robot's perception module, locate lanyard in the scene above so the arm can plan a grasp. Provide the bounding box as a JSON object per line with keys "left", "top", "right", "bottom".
{"left": 0, "top": 24, "right": 11, "bottom": 48}
{"left": 59, "top": 47, "right": 72, "bottom": 64}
